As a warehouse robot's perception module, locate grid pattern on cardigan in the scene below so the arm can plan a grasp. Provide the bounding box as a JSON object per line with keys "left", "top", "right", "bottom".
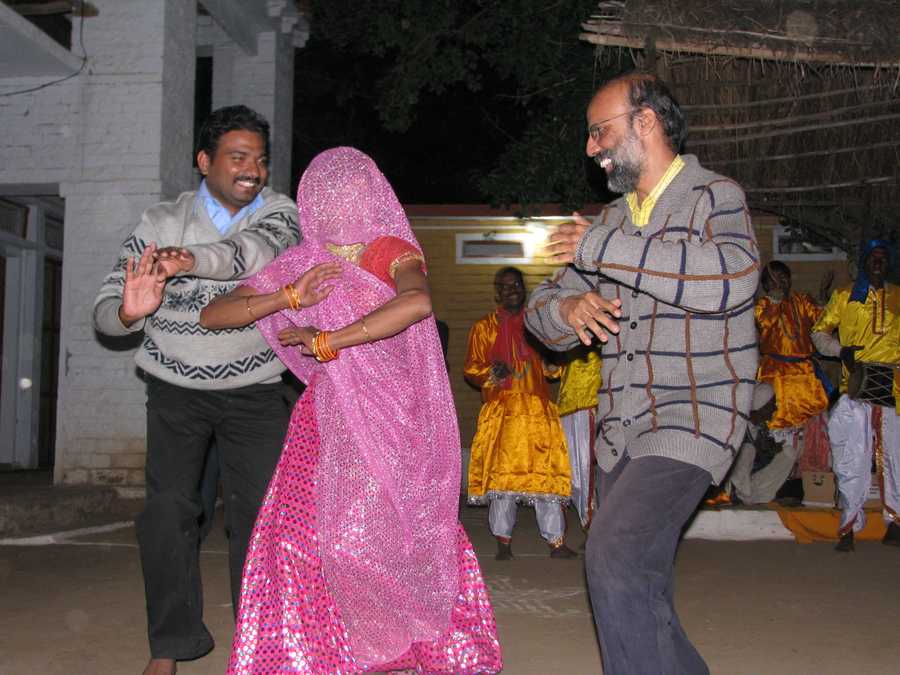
{"left": 526, "top": 155, "right": 760, "bottom": 483}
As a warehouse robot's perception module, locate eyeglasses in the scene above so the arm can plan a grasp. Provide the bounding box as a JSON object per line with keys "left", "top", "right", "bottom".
{"left": 587, "top": 109, "right": 634, "bottom": 143}
{"left": 496, "top": 281, "right": 524, "bottom": 291}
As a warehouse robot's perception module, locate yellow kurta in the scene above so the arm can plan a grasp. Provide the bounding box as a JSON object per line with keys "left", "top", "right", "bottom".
{"left": 465, "top": 312, "right": 570, "bottom": 501}
{"left": 557, "top": 349, "right": 602, "bottom": 417}
{"left": 756, "top": 292, "right": 829, "bottom": 429}
{"left": 812, "top": 283, "right": 900, "bottom": 411}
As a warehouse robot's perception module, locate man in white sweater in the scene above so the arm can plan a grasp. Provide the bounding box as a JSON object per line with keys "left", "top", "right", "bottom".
{"left": 93, "top": 105, "right": 299, "bottom": 675}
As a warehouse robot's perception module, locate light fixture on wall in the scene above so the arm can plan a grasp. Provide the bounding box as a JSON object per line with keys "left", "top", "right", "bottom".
{"left": 522, "top": 221, "right": 551, "bottom": 260}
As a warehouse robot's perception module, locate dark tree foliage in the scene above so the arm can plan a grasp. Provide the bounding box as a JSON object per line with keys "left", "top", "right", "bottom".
{"left": 292, "top": 1, "right": 631, "bottom": 209}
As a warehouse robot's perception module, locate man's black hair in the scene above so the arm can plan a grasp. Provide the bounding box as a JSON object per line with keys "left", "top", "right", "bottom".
{"left": 494, "top": 266, "right": 525, "bottom": 287}
{"left": 761, "top": 260, "right": 792, "bottom": 291}
{"left": 196, "top": 105, "right": 270, "bottom": 160}
{"left": 614, "top": 74, "right": 688, "bottom": 154}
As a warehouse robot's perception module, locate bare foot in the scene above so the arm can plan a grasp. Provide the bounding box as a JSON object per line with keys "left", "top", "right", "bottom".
{"left": 143, "top": 658, "right": 176, "bottom": 675}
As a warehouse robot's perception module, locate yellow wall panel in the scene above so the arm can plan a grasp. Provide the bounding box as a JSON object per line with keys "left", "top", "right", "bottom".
{"left": 410, "top": 210, "right": 853, "bottom": 448}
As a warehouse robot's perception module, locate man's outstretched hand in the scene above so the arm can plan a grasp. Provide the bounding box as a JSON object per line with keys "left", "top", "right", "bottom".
{"left": 119, "top": 243, "right": 167, "bottom": 327}
{"left": 544, "top": 212, "right": 591, "bottom": 265}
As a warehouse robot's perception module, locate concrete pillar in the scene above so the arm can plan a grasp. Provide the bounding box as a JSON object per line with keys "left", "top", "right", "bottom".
{"left": 228, "top": 29, "right": 295, "bottom": 194}
{"left": 56, "top": 0, "right": 197, "bottom": 487}
{"left": 199, "top": 3, "right": 303, "bottom": 195}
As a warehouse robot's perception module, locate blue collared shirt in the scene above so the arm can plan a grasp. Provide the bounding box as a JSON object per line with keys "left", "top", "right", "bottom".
{"left": 196, "top": 180, "right": 265, "bottom": 235}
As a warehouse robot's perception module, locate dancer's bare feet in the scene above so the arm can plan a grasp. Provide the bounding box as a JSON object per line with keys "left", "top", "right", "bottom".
{"left": 142, "top": 658, "right": 176, "bottom": 675}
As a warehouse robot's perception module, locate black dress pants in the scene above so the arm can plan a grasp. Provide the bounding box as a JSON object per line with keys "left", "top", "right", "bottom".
{"left": 585, "top": 454, "right": 712, "bottom": 675}
{"left": 136, "top": 376, "right": 291, "bottom": 660}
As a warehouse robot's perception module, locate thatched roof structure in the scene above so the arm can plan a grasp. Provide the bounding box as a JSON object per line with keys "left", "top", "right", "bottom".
{"left": 581, "top": 0, "right": 900, "bottom": 253}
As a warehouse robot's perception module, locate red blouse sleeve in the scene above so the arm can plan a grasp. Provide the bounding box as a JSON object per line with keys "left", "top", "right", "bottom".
{"left": 359, "top": 235, "right": 426, "bottom": 288}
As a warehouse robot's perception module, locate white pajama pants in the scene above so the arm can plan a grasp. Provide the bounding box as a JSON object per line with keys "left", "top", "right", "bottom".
{"left": 561, "top": 408, "right": 596, "bottom": 527}
{"left": 488, "top": 496, "right": 565, "bottom": 543}
{"left": 828, "top": 394, "right": 900, "bottom": 534}
{"left": 729, "top": 430, "right": 802, "bottom": 504}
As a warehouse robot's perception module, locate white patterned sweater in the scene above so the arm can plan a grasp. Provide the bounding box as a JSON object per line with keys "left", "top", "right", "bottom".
{"left": 93, "top": 188, "right": 300, "bottom": 390}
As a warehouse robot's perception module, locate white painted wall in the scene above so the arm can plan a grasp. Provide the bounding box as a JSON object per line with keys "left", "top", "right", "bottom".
{"left": 0, "top": 0, "right": 302, "bottom": 486}
{"left": 55, "top": 0, "right": 197, "bottom": 487}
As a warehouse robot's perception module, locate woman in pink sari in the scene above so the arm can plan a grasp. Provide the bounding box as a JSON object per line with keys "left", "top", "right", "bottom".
{"left": 200, "top": 147, "right": 502, "bottom": 674}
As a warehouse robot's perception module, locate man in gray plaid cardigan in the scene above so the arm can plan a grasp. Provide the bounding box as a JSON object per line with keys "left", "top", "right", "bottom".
{"left": 527, "top": 74, "right": 760, "bottom": 675}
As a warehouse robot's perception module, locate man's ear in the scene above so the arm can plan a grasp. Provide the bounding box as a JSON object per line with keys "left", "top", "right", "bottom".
{"left": 197, "top": 150, "right": 211, "bottom": 176}
{"left": 633, "top": 108, "right": 657, "bottom": 138}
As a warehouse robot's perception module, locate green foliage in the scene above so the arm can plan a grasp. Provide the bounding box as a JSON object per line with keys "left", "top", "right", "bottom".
{"left": 308, "top": 0, "right": 629, "bottom": 208}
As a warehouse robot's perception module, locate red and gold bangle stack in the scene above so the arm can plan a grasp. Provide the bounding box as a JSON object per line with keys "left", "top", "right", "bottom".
{"left": 283, "top": 284, "right": 302, "bottom": 311}
{"left": 312, "top": 330, "right": 339, "bottom": 362}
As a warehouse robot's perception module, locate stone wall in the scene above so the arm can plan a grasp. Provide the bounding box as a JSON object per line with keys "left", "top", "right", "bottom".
{"left": 55, "top": 0, "right": 197, "bottom": 487}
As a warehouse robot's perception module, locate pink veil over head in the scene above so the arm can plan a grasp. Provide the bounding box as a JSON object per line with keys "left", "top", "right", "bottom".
{"left": 245, "top": 147, "right": 461, "bottom": 667}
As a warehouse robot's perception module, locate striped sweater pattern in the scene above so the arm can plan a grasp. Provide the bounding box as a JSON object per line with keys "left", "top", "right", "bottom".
{"left": 93, "top": 188, "right": 300, "bottom": 391}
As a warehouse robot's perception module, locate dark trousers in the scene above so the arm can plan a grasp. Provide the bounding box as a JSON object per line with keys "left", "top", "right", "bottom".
{"left": 585, "top": 454, "right": 712, "bottom": 675}
{"left": 136, "top": 376, "right": 291, "bottom": 660}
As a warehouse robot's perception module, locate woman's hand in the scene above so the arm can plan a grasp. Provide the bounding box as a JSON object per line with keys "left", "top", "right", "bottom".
{"left": 291, "top": 262, "right": 341, "bottom": 308}
{"left": 544, "top": 212, "right": 591, "bottom": 264}
{"left": 154, "top": 246, "right": 195, "bottom": 277}
{"left": 278, "top": 325, "right": 318, "bottom": 355}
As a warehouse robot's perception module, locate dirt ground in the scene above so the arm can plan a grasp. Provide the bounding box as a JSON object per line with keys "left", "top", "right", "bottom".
{"left": 1, "top": 503, "right": 898, "bottom": 674}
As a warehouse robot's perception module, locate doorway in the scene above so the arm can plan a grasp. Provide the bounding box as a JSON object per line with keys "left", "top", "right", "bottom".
{"left": 0, "top": 196, "right": 64, "bottom": 471}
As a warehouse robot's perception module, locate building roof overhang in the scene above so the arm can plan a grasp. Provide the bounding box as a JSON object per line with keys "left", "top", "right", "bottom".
{"left": 0, "top": 2, "right": 82, "bottom": 77}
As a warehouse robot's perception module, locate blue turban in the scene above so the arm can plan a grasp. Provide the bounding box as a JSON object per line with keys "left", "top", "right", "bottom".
{"left": 849, "top": 239, "right": 894, "bottom": 304}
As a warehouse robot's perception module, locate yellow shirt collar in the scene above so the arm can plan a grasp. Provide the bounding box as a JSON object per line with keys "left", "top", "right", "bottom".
{"left": 625, "top": 155, "right": 685, "bottom": 227}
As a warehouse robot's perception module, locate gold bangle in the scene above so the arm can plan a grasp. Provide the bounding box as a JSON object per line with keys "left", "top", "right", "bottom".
{"left": 320, "top": 332, "right": 338, "bottom": 360}
{"left": 310, "top": 330, "right": 322, "bottom": 360}
{"left": 246, "top": 295, "right": 257, "bottom": 320}
{"left": 360, "top": 317, "right": 371, "bottom": 342}
{"left": 283, "top": 284, "right": 301, "bottom": 311}
{"left": 314, "top": 330, "right": 339, "bottom": 362}
{"left": 282, "top": 285, "right": 294, "bottom": 310}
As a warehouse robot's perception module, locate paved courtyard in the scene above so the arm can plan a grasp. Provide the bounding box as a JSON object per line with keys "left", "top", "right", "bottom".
{"left": 1, "top": 502, "right": 898, "bottom": 674}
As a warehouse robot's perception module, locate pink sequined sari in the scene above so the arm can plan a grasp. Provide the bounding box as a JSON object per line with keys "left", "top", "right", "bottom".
{"left": 227, "top": 148, "right": 501, "bottom": 674}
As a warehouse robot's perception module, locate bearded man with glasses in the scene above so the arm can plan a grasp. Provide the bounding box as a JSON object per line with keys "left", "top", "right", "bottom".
{"left": 526, "top": 73, "right": 760, "bottom": 675}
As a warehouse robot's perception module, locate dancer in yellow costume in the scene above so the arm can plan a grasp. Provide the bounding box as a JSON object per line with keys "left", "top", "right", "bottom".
{"left": 757, "top": 261, "right": 830, "bottom": 429}
{"left": 708, "top": 261, "right": 831, "bottom": 507}
{"left": 812, "top": 241, "right": 900, "bottom": 552}
{"left": 466, "top": 267, "right": 574, "bottom": 560}
{"left": 557, "top": 348, "right": 602, "bottom": 528}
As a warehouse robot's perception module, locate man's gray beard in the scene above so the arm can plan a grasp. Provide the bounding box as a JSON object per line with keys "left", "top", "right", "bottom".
{"left": 600, "top": 130, "right": 644, "bottom": 194}
{"left": 607, "top": 162, "right": 641, "bottom": 194}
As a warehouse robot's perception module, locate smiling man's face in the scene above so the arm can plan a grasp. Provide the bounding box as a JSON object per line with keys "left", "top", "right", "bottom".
{"left": 586, "top": 83, "right": 645, "bottom": 194}
{"left": 197, "top": 129, "right": 268, "bottom": 215}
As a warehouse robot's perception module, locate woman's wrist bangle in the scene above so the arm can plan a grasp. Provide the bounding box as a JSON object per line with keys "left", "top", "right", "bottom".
{"left": 360, "top": 317, "right": 371, "bottom": 343}
{"left": 283, "top": 284, "right": 301, "bottom": 311}
{"left": 245, "top": 295, "right": 257, "bottom": 321}
{"left": 313, "top": 330, "right": 339, "bottom": 362}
